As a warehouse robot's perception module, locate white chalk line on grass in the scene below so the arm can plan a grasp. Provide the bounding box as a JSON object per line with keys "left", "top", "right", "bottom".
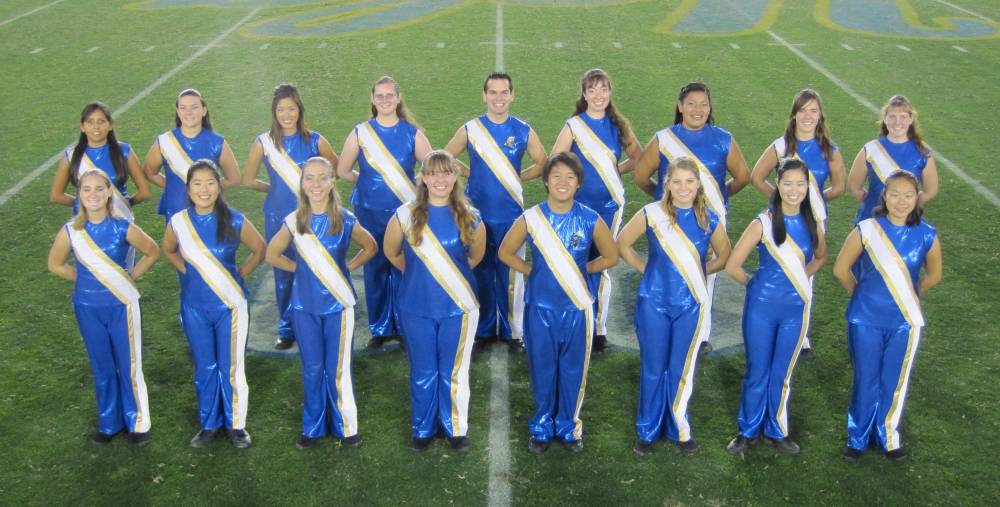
{"left": 0, "top": 0, "right": 66, "bottom": 28}
{"left": 933, "top": 0, "right": 996, "bottom": 23}
{"left": 766, "top": 30, "right": 1000, "bottom": 209}
{"left": 0, "top": 8, "right": 260, "bottom": 209}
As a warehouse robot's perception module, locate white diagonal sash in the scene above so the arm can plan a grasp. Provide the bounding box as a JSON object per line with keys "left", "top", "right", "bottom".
{"left": 397, "top": 204, "right": 477, "bottom": 313}
{"left": 259, "top": 133, "right": 301, "bottom": 194}
{"left": 758, "top": 213, "right": 812, "bottom": 304}
{"left": 67, "top": 223, "right": 139, "bottom": 304}
{"left": 72, "top": 150, "right": 133, "bottom": 221}
{"left": 772, "top": 138, "right": 827, "bottom": 225}
{"left": 645, "top": 203, "right": 709, "bottom": 305}
{"left": 567, "top": 116, "right": 624, "bottom": 207}
{"left": 356, "top": 122, "right": 416, "bottom": 203}
{"left": 171, "top": 211, "right": 246, "bottom": 308}
{"left": 523, "top": 206, "right": 592, "bottom": 310}
{"left": 158, "top": 131, "right": 194, "bottom": 182}
{"left": 285, "top": 214, "right": 355, "bottom": 307}
{"left": 657, "top": 128, "right": 727, "bottom": 226}
{"left": 466, "top": 118, "right": 523, "bottom": 207}
{"left": 865, "top": 139, "right": 902, "bottom": 184}
{"left": 858, "top": 219, "right": 924, "bottom": 327}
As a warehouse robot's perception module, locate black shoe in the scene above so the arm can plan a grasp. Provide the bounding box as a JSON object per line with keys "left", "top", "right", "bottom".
{"left": 765, "top": 436, "right": 801, "bottom": 454}
{"left": 508, "top": 338, "right": 524, "bottom": 352}
{"left": 341, "top": 434, "right": 363, "bottom": 448}
{"left": 561, "top": 439, "right": 584, "bottom": 453}
{"left": 843, "top": 447, "right": 864, "bottom": 462}
{"left": 228, "top": 429, "right": 252, "bottom": 449}
{"left": 677, "top": 438, "right": 699, "bottom": 454}
{"left": 190, "top": 429, "right": 219, "bottom": 448}
{"left": 633, "top": 439, "right": 655, "bottom": 456}
{"left": 273, "top": 337, "right": 295, "bottom": 350}
{"left": 698, "top": 341, "right": 713, "bottom": 356}
{"left": 128, "top": 431, "right": 151, "bottom": 447}
{"left": 408, "top": 436, "right": 432, "bottom": 452}
{"left": 885, "top": 448, "right": 908, "bottom": 462}
{"left": 90, "top": 431, "right": 117, "bottom": 445}
{"left": 367, "top": 336, "right": 386, "bottom": 349}
{"left": 592, "top": 335, "right": 608, "bottom": 353}
{"left": 296, "top": 434, "right": 319, "bottom": 450}
{"left": 726, "top": 435, "right": 754, "bottom": 454}
{"left": 472, "top": 336, "right": 496, "bottom": 354}
{"left": 448, "top": 436, "right": 470, "bottom": 452}
{"left": 798, "top": 347, "right": 814, "bottom": 360}
{"left": 528, "top": 438, "right": 550, "bottom": 454}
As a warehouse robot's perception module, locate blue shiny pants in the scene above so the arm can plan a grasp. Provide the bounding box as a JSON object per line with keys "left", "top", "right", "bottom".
{"left": 265, "top": 212, "right": 296, "bottom": 340}
{"left": 400, "top": 310, "right": 477, "bottom": 438}
{"left": 586, "top": 205, "right": 621, "bottom": 336}
{"left": 181, "top": 302, "right": 249, "bottom": 430}
{"left": 737, "top": 297, "right": 808, "bottom": 439}
{"left": 75, "top": 303, "right": 150, "bottom": 435}
{"left": 634, "top": 298, "right": 703, "bottom": 443}
{"left": 847, "top": 323, "right": 922, "bottom": 452}
{"left": 355, "top": 206, "right": 401, "bottom": 338}
{"left": 474, "top": 219, "right": 523, "bottom": 341}
{"left": 292, "top": 308, "right": 358, "bottom": 439}
{"left": 524, "top": 305, "right": 593, "bottom": 443}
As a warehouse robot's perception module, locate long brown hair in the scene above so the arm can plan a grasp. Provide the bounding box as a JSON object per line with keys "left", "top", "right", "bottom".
{"left": 782, "top": 89, "right": 834, "bottom": 161}
{"left": 879, "top": 95, "right": 929, "bottom": 156}
{"left": 673, "top": 82, "right": 716, "bottom": 126}
{"left": 70, "top": 102, "right": 127, "bottom": 188}
{"left": 295, "top": 157, "right": 343, "bottom": 236}
{"left": 874, "top": 170, "right": 924, "bottom": 226}
{"left": 369, "top": 75, "right": 423, "bottom": 131}
{"left": 269, "top": 83, "right": 311, "bottom": 150}
{"left": 660, "top": 157, "right": 709, "bottom": 231}
{"left": 174, "top": 88, "right": 213, "bottom": 130}
{"left": 72, "top": 171, "right": 120, "bottom": 230}
{"left": 408, "top": 150, "right": 476, "bottom": 247}
{"left": 572, "top": 69, "right": 637, "bottom": 153}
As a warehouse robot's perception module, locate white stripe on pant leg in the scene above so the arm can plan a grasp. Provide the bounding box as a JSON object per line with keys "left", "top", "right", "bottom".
{"left": 673, "top": 304, "right": 709, "bottom": 441}
{"left": 127, "top": 303, "right": 151, "bottom": 432}
{"left": 451, "top": 310, "right": 478, "bottom": 436}
{"left": 776, "top": 304, "right": 810, "bottom": 437}
{"left": 230, "top": 301, "right": 250, "bottom": 429}
{"left": 337, "top": 307, "right": 359, "bottom": 437}
{"left": 509, "top": 245, "right": 526, "bottom": 340}
{"left": 801, "top": 275, "right": 815, "bottom": 350}
{"left": 885, "top": 326, "right": 922, "bottom": 450}
{"left": 701, "top": 273, "right": 716, "bottom": 343}
{"left": 595, "top": 207, "right": 624, "bottom": 336}
{"left": 572, "top": 306, "right": 594, "bottom": 440}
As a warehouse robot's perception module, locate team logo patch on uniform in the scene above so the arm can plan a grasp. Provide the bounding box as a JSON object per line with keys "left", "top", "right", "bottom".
{"left": 570, "top": 232, "right": 584, "bottom": 248}
{"left": 504, "top": 136, "right": 516, "bottom": 149}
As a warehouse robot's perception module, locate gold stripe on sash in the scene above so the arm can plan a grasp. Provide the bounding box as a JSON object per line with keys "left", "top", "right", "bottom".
{"left": 159, "top": 131, "right": 194, "bottom": 181}
{"left": 758, "top": 213, "right": 812, "bottom": 304}
{"left": 524, "top": 207, "right": 592, "bottom": 310}
{"left": 772, "top": 138, "right": 827, "bottom": 229}
{"left": 397, "top": 204, "right": 477, "bottom": 312}
{"left": 567, "top": 116, "right": 624, "bottom": 206}
{"left": 467, "top": 118, "right": 523, "bottom": 207}
{"left": 657, "top": 129, "right": 726, "bottom": 225}
{"left": 258, "top": 134, "right": 301, "bottom": 194}
{"left": 70, "top": 226, "right": 138, "bottom": 305}
{"left": 645, "top": 203, "right": 708, "bottom": 305}
{"left": 865, "top": 139, "right": 903, "bottom": 184}
{"left": 175, "top": 212, "right": 244, "bottom": 309}
{"left": 287, "top": 214, "right": 356, "bottom": 308}
{"left": 357, "top": 122, "right": 416, "bottom": 203}
{"left": 859, "top": 219, "right": 924, "bottom": 327}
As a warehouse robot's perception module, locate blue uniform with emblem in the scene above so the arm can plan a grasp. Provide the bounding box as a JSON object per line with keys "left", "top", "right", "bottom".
{"left": 856, "top": 137, "right": 930, "bottom": 223}
{"left": 654, "top": 124, "right": 732, "bottom": 203}
{"left": 465, "top": 113, "right": 531, "bottom": 341}
{"left": 156, "top": 128, "right": 226, "bottom": 220}
{"left": 634, "top": 204, "right": 719, "bottom": 444}
{"left": 65, "top": 142, "right": 133, "bottom": 215}
{"left": 397, "top": 204, "right": 480, "bottom": 439}
{"left": 846, "top": 216, "right": 936, "bottom": 452}
{"left": 351, "top": 118, "right": 419, "bottom": 338}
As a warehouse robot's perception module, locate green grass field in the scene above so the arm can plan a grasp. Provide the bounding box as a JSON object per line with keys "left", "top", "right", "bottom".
{"left": 2, "top": 0, "right": 999, "bottom": 504}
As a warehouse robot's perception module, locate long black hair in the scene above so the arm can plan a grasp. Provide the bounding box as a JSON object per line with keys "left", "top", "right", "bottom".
{"left": 769, "top": 158, "right": 818, "bottom": 248}
{"left": 186, "top": 159, "right": 236, "bottom": 242}
{"left": 70, "top": 102, "right": 127, "bottom": 188}
{"left": 874, "top": 170, "right": 924, "bottom": 226}
{"left": 673, "top": 82, "right": 716, "bottom": 126}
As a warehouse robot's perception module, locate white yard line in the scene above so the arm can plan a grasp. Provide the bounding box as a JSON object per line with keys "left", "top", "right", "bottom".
{"left": 933, "top": 0, "right": 996, "bottom": 23}
{"left": 767, "top": 30, "right": 1000, "bottom": 208}
{"left": 0, "top": 0, "right": 66, "bottom": 28}
{"left": 495, "top": 2, "right": 504, "bottom": 71}
{"left": 0, "top": 8, "right": 260, "bottom": 208}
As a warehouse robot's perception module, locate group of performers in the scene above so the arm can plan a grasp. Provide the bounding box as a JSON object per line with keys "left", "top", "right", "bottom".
{"left": 46, "top": 70, "right": 942, "bottom": 462}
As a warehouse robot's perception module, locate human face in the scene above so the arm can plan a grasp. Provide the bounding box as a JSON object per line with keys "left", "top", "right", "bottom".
{"left": 301, "top": 162, "right": 334, "bottom": 208}
{"left": 422, "top": 165, "right": 457, "bottom": 203}
{"left": 78, "top": 173, "right": 111, "bottom": 215}
{"left": 794, "top": 99, "right": 821, "bottom": 138}
{"left": 80, "top": 110, "right": 113, "bottom": 146}
{"left": 678, "top": 91, "right": 711, "bottom": 130}
{"left": 275, "top": 97, "right": 300, "bottom": 135}
{"left": 187, "top": 168, "right": 220, "bottom": 213}
{"left": 583, "top": 79, "right": 611, "bottom": 115}
{"left": 884, "top": 178, "right": 919, "bottom": 223}
{"left": 545, "top": 162, "right": 580, "bottom": 203}
{"left": 176, "top": 94, "right": 207, "bottom": 130}
{"left": 371, "top": 82, "right": 400, "bottom": 117}
{"left": 777, "top": 168, "right": 808, "bottom": 212}
{"left": 483, "top": 78, "right": 513, "bottom": 117}
{"left": 666, "top": 167, "right": 700, "bottom": 208}
{"left": 884, "top": 106, "right": 913, "bottom": 141}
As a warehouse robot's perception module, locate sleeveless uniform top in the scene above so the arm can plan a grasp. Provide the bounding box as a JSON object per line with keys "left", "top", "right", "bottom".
{"left": 847, "top": 216, "right": 936, "bottom": 329}
{"left": 856, "top": 137, "right": 930, "bottom": 223}
{"left": 747, "top": 212, "right": 815, "bottom": 305}
{"left": 260, "top": 131, "right": 322, "bottom": 218}
{"left": 288, "top": 209, "right": 357, "bottom": 315}
{"left": 350, "top": 119, "right": 418, "bottom": 212}
{"left": 67, "top": 142, "right": 133, "bottom": 215}
{"left": 177, "top": 208, "right": 248, "bottom": 310}
{"left": 524, "top": 201, "right": 599, "bottom": 310}
{"left": 157, "top": 128, "right": 226, "bottom": 219}
{"left": 568, "top": 112, "right": 623, "bottom": 218}
{"left": 465, "top": 114, "right": 531, "bottom": 222}
{"left": 638, "top": 205, "right": 720, "bottom": 309}
{"left": 70, "top": 216, "right": 131, "bottom": 306}
{"left": 655, "top": 123, "right": 732, "bottom": 203}
{"left": 399, "top": 204, "right": 481, "bottom": 318}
